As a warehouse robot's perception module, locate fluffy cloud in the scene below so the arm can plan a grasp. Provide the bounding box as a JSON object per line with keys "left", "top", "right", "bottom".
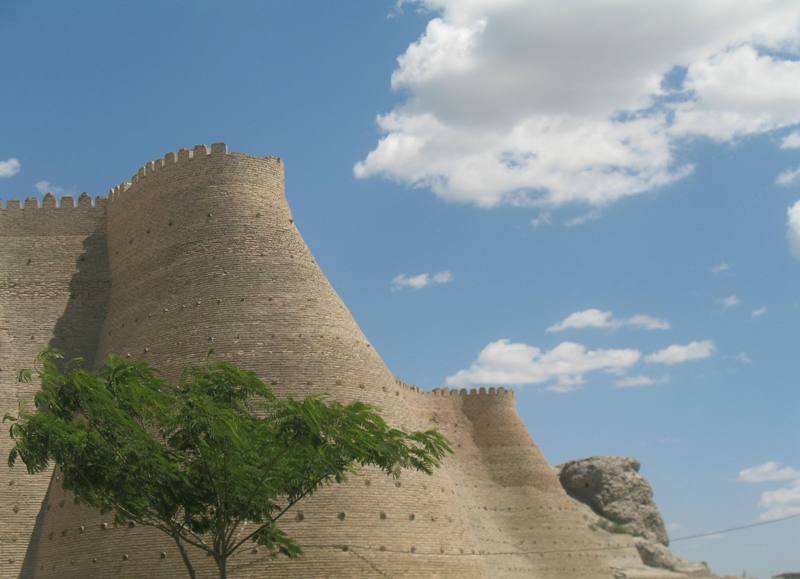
{"left": 751, "top": 306, "right": 767, "bottom": 318}
{"left": 391, "top": 270, "right": 453, "bottom": 290}
{"left": 357, "top": 1, "right": 800, "bottom": 210}
{"left": 788, "top": 201, "right": 800, "bottom": 259}
{"left": 719, "top": 294, "right": 741, "bottom": 309}
{"left": 530, "top": 212, "right": 552, "bottom": 228}
{"left": 0, "top": 158, "right": 20, "bottom": 178}
{"left": 564, "top": 211, "right": 601, "bottom": 227}
{"left": 671, "top": 45, "right": 800, "bottom": 142}
{"left": 739, "top": 461, "right": 800, "bottom": 483}
{"left": 446, "top": 338, "right": 712, "bottom": 391}
{"left": 739, "top": 461, "right": 800, "bottom": 520}
{"left": 547, "top": 308, "right": 670, "bottom": 332}
{"left": 614, "top": 375, "right": 670, "bottom": 389}
{"left": 758, "top": 480, "right": 800, "bottom": 520}
{"left": 776, "top": 165, "right": 800, "bottom": 186}
{"left": 626, "top": 315, "right": 672, "bottom": 331}
{"left": 645, "top": 340, "right": 715, "bottom": 365}
{"left": 547, "top": 309, "right": 616, "bottom": 331}
{"left": 782, "top": 131, "right": 800, "bottom": 149}
{"left": 34, "top": 180, "right": 65, "bottom": 195}
{"left": 445, "top": 339, "right": 641, "bottom": 392}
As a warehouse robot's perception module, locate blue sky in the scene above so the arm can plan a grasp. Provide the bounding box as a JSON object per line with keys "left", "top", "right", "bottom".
{"left": 2, "top": 1, "right": 800, "bottom": 576}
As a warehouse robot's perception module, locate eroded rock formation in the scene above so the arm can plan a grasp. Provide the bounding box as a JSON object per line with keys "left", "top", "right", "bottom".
{"left": 557, "top": 456, "right": 730, "bottom": 578}
{"left": 558, "top": 456, "right": 668, "bottom": 545}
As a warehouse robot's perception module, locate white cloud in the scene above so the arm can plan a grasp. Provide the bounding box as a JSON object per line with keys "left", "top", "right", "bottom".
{"left": 548, "top": 309, "right": 617, "bottom": 332}
{"left": 758, "top": 480, "right": 800, "bottom": 520}
{"left": 711, "top": 261, "right": 732, "bottom": 273}
{"left": 645, "top": 340, "right": 715, "bottom": 365}
{"left": 530, "top": 211, "right": 552, "bottom": 228}
{"left": 391, "top": 270, "right": 453, "bottom": 290}
{"left": 432, "top": 271, "right": 453, "bottom": 283}
{"left": 446, "top": 337, "right": 712, "bottom": 391}
{"left": 445, "top": 339, "right": 641, "bottom": 392}
{"left": 671, "top": 45, "right": 800, "bottom": 142}
{"left": 788, "top": 200, "right": 800, "bottom": 259}
{"left": 564, "top": 211, "right": 601, "bottom": 227}
{"left": 357, "top": 1, "right": 800, "bottom": 211}
{"left": 547, "top": 308, "right": 670, "bottom": 332}
{"left": 739, "top": 461, "right": 800, "bottom": 483}
{"left": 736, "top": 352, "right": 753, "bottom": 364}
{"left": 34, "top": 180, "right": 65, "bottom": 196}
{"left": 782, "top": 130, "right": 800, "bottom": 149}
{"left": 626, "top": 314, "right": 672, "bottom": 331}
{"left": 615, "top": 375, "right": 670, "bottom": 388}
{"left": 751, "top": 306, "right": 767, "bottom": 318}
{"left": 776, "top": 165, "right": 800, "bottom": 186}
{"left": 0, "top": 158, "right": 20, "bottom": 178}
{"left": 739, "top": 462, "right": 800, "bottom": 521}
{"left": 719, "top": 294, "right": 741, "bottom": 309}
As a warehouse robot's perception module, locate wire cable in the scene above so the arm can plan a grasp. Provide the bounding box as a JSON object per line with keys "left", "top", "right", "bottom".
{"left": 671, "top": 512, "right": 800, "bottom": 543}
{"left": 301, "top": 512, "right": 800, "bottom": 559}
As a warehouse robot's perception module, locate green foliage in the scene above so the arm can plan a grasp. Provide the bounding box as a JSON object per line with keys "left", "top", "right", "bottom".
{"left": 6, "top": 348, "right": 452, "bottom": 578}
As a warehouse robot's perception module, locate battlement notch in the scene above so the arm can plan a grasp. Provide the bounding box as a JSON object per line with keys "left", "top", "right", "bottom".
{"left": 1, "top": 193, "right": 107, "bottom": 210}
{"left": 109, "top": 142, "right": 283, "bottom": 206}
{"left": 430, "top": 386, "right": 514, "bottom": 398}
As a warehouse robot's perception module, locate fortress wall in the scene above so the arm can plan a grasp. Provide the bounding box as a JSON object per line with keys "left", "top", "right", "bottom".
{"left": 411, "top": 387, "right": 643, "bottom": 577}
{"left": 0, "top": 197, "right": 109, "bottom": 578}
{"left": 13, "top": 146, "right": 643, "bottom": 578}
{"left": 28, "top": 146, "right": 489, "bottom": 579}
{"left": 100, "top": 144, "right": 405, "bottom": 411}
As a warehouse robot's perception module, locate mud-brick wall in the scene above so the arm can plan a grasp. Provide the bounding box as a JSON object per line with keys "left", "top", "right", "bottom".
{"left": 408, "top": 387, "right": 643, "bottom": 578}
{"left": 17, "top": 145, "right": 642, "bottom": 579}
{"left": 0, "top": 195, "right": 109, "bottom": 578}
{"left": 28, "top": 145, "right": 488, "bottom": 579}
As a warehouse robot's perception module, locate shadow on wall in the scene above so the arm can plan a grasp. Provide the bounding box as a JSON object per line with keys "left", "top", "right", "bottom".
{"left": 19, "top": 230, "right": 111, "bottom": 579}
{"left": 49, "top": 230, "right": 111, "bottom": 363}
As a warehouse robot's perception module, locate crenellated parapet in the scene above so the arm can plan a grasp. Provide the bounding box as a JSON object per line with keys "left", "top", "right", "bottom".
{"left": 0, "top": 192, "right": 106, "bottom": 210}
{"left": 393, "top": 377, "right": 424, "bottom": 394}
{"left": 392, "top": 378, "right": 516, "bottom": 400}
{"left": 0, "top": 192, "right": 107, "bottom": 238}
{"left": 106, "top": 142, "right": 284, "bottom": 203}
{"left": 431, "top": 386, "right": 515, "bottom": 398}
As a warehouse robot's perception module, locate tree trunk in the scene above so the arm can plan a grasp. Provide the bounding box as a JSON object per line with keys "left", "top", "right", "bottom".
{"left": 173, "top": 536, "right": 198, "bottom": 579}
{"left": 216, "top": 554, "right": 228, "bottom": 579}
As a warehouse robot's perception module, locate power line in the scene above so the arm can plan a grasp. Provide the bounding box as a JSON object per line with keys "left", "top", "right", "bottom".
{"left": 671, "top": 512, "right": 800, "bottom": 543}
{"left": 302, "top": 512, "right": 800, "bottom": 560}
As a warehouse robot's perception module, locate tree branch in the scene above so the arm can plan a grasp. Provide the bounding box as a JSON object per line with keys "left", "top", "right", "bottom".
{"left": 228, "top": 470, "right": 334, "bottom": 555}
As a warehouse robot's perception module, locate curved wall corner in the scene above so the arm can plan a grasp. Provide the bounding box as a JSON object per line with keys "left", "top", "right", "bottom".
{"left": 27, "top": 146, "right": 488, "bottom": 579}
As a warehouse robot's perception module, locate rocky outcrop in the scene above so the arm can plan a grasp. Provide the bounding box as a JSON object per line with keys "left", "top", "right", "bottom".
{"left": 632, "top": 537, "right": 712, "bottom": 576}
{"left": 557, "top": 456, "right": 730, "bottom": 578}
{"left": 558, "top": 456, "right": 669, "bottom": 545}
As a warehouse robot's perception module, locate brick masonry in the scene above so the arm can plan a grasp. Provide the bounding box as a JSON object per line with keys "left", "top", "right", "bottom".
{"left": 0, "top": 145, "right": 642, "bottom": 578}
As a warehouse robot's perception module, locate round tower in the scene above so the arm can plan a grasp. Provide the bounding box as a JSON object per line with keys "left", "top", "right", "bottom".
{"left": 24, "top": 145, "right": 642, "bottom": 578}
{"left": 26, "top": 145, "right": 490, "bottom": 579}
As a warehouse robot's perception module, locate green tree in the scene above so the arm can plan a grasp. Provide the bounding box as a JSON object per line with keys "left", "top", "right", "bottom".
{"left": 6, "top": 349, "right": 451, "bottom": 579}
